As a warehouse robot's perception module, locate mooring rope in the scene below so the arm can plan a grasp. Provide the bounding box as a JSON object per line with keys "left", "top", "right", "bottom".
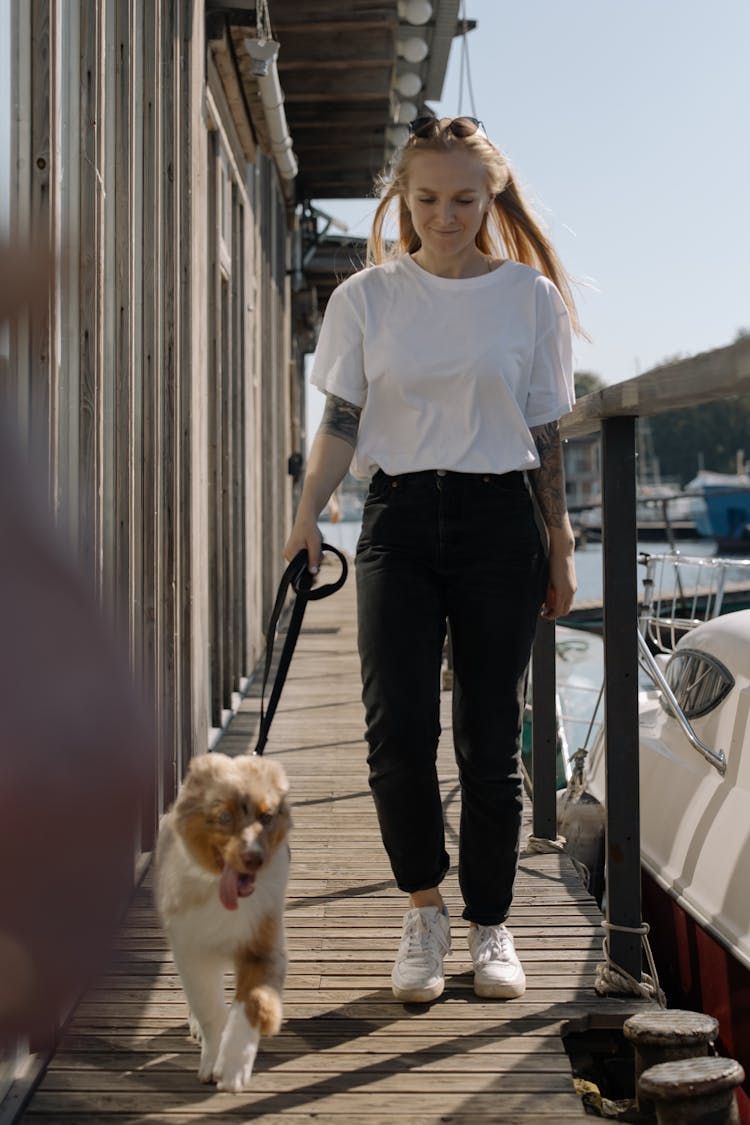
{"left": 526, "top": 833, "right": 592, "bottom": 891}
{"left": 595, "top": 919, "right": 667, "bottom": 1007}
{"left": 527, "top": 834, "right": 666, "bottom": 1007}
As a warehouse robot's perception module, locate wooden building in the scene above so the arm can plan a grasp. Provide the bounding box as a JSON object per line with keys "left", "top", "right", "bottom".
{"left": 0, "top": 0, "right": 462, "bottom": 1103}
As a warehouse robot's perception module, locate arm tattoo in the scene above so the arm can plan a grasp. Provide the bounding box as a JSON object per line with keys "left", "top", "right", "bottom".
{"left": 528, "top": 420, "right": 568, "bottom": 530}
{"left": 319, "top": 393, "right": 362, "bottom": 449}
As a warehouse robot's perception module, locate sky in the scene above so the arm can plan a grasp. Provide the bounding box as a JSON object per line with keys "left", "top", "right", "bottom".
{"left": 313, "top": 0, "right": 750, "bottom": 390}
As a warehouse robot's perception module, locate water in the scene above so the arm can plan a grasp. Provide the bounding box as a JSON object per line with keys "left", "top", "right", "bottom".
{"left": 320, "top": 520, "right": 729, "bottom": 605}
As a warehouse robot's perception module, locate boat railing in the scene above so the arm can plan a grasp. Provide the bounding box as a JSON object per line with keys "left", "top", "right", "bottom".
{"left": 635, "top": 631, "right": 727, "bottom": 775}
{"left": 632, "top": 551, "right": 750, "bottom": 775}
{"left": 638, "top": 551, "right": 750, "bottom": 652}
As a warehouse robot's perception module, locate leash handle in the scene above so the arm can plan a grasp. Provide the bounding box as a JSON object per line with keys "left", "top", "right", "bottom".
{"left": 254, "top": 543, "right": 348, "bottom": 756}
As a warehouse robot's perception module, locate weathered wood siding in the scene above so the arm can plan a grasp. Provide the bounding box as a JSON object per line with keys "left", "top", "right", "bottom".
{"left": 6, "top": 0, "right": 295, "bottom": 845}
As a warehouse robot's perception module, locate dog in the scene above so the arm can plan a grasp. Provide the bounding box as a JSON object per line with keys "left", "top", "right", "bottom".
{"left": 154, "top": 752, "right": 291, "bottom": 1092}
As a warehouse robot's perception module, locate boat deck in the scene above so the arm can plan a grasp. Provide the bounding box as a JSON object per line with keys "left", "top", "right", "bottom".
{"left": 21, "top": 566, "right": 646, "bottom": 1123}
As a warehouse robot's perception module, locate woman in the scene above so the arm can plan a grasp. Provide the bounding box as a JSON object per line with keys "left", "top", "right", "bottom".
{"left": 284, "top": 115, "right": 579, "bottom": 1003}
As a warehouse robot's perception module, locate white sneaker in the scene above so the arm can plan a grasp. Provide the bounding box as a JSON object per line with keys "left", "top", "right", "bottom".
{"left": 469, "top": 923, "right": 526, "bottom": 998}
{"left": 391, "top": 906, "right": 451, "bottom": 1002}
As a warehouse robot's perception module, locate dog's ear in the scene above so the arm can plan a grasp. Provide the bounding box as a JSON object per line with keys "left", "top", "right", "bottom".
{"left": 177, "top": 753, "right": 227, "bottom": 803}
{"left": 265, "top": 758, "right": 290, "bottom": 799}
{"left": 184, "top": 753, "right": 219, "bottom": 781}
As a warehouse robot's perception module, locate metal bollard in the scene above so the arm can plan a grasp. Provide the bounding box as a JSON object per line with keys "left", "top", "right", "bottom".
{"left": 624, "top": 1009, "right": 718, "bottom": 1115}
{"left": 638, "top": 1056, "right": 745, "bottom": 1124}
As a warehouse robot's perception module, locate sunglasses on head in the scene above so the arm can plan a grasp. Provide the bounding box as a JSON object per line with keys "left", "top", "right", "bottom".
{"left": 408, "top": 115, "right": 485, "bottom": 139}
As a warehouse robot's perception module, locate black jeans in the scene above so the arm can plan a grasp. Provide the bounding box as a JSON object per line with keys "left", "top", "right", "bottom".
{"left": 355, "top": 468, "right": 548, "bottom": 926}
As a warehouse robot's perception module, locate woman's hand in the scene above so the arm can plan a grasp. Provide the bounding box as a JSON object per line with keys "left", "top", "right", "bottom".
{"left": 541, "top": 529, "right": 577, "bottom": 621}
{"left": 283, "top": 513, "right": 323, "bottom": 575}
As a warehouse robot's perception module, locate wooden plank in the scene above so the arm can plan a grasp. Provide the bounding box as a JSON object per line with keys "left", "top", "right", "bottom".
{"left": 220, "top": 251, "right": 235, "bottom": 711}
{"left": 28, "top": 0, "right": 52, "bottom": 485}
{"left": 23, "top": 1116, "right": 589, "bottom": 1125}
{"left": 140, "top": 0, "right": 161, "bottom": 817}
{"left": 25, "top": 1090, "right": 585, "bottom": 1117}
{"left": 561, "top": 335, "right": 750, "bottom": 439}
{"left": 99, "top": 0, "right": 117, "bottom": 613}
{"left": 158, "top": 0, "right": 178, "bottom": 803}
{"left": 129, "top": 0, "right": 146, "bottom": 779}
{"left": 185, "top": 0, "right": 211, "bottom": 763}
{"left": 207, "top": 130, "right": 224, "bottom": 727}
{"left": 231, "top": 189, "right": 246, "bottom": 686}
{"left": 206, "top": 32, "right": 256, "bottom": 162}
{"left": 176, "top": 0, "right": 195, "bottom": 782}
{"left": 77, "top": 0, "right": 100, "bottom": 584}
{"left": 52, "top": 0, "right": 81, "bottom": 547}
{"left": 113, "top": 0, "right": 133, "bottom": 637}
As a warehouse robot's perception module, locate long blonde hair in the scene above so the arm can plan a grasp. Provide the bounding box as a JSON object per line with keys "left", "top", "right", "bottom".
{"left": 367, "top": 123, "right": 583, "bottom": 337}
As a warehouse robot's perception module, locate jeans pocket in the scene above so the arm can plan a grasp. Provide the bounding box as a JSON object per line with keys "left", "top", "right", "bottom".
{"left": 365, "top": 471, "right": 397, "bottom": 505}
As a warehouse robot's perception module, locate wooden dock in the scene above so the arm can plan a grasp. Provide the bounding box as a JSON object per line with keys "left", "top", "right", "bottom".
{"left": 21, "top": 564, "right": 646, "bottom": 1123}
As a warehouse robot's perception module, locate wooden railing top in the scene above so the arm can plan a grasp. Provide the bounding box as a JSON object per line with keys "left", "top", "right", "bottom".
{"left": 561, "top": 335, "right": 750, "bottom": 439}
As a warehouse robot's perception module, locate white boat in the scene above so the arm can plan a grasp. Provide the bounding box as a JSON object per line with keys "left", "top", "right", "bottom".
{"left": 565, "top": 553, "right": 750, "bottom": 1120}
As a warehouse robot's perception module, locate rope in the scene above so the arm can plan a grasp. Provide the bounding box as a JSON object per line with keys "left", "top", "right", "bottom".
{"left": 256, "top": 0, "right": 273, "bottom": 42}
{"left": 527, "top": 834, "right": 665, "bottom": 1005}
{"left": 526, "top": 834, "right": 591, "bottom": 892}
{"left": 457, "top": 0, "right": 478, "bottom": 119}
{"left": 595, "top": 920, "right": 666, "bottom": 1007}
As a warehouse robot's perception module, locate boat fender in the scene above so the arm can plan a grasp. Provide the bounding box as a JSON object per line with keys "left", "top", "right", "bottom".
{"left": 556, "top": 748, "right": 606, "bottom": 903}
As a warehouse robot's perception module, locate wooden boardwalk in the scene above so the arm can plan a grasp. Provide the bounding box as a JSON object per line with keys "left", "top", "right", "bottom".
{"left": 22, "top": 559, "right": 646, "bottom": 1123}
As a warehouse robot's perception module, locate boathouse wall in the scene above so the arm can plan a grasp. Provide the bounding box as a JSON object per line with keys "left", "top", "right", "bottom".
{"left": 4, "top": 0, "right": 294, "bottom": 842}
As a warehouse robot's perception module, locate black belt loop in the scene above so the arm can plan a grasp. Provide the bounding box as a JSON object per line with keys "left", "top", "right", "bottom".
{"left": 253, "top": 543, "right": 348, "bottom": 756}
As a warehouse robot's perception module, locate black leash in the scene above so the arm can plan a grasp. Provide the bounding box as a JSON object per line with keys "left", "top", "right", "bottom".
{"left": 253, "top": 544, "right": 348, "bottom": 756}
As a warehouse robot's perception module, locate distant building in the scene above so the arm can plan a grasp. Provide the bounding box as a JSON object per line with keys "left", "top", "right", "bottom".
{"left": 564, "top": 433, "right": 601, "bottom": 513}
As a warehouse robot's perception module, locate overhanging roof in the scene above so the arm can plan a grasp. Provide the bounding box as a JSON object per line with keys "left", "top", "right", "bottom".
{"left": 208, "top": 0, "right": 465, "bottom": 201}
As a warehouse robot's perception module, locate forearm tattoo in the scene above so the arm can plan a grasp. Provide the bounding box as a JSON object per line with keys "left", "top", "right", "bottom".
{"left": 319, "top": 393, "right": 362, "bottom": 449}
{"left": 528, "top": 421, "right": 567, "bottom": 530}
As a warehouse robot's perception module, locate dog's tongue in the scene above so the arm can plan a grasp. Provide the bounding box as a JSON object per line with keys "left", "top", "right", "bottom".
{"left": 219, "top": 864, "right": 256, "bottom": 909}
{"left": 219, "top": 862, "right": 240, "bottom": 911}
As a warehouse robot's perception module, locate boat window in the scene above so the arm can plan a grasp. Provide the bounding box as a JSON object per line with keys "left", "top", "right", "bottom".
{"left": 662, "top": 649, "right": 735, "bottom": 720}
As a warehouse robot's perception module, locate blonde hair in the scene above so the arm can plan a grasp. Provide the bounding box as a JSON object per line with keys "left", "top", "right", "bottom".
{"left": 367, "top": 123, "right": 583, "bottom": 336}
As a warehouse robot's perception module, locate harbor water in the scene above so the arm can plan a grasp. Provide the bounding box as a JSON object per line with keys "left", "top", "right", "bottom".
{"left": 319, "top": 520, "right": 727, "bottom": 606}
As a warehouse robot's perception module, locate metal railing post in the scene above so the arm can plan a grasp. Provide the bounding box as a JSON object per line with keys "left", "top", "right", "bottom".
{"left": 531, "top": 618, "right": 557, "bottom": 840}
{"left": 602, "top": 415, "right": 642, "bottom": 979}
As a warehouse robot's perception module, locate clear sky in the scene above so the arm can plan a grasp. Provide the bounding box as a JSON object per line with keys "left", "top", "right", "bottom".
{"left": 313, "top": 0, "right": 750, "bottom": 387}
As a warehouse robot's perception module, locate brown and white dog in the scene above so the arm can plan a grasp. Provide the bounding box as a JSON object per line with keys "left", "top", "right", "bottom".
{"left": 154, "top": 752, "right": 291, "bottom": 1092}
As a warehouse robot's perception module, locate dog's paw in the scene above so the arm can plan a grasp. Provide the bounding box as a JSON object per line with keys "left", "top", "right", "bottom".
{"left": 198, "top": 1047, "right": 219, "bottom": 1083}
{"left": 197, "top": 1035, "right": 222, "bottom": 1083}
{"left": 188, "top": 1012, "right": 203, "bottom": 1043}
{"left": 213, "top": 1002, "right": 260, "bottom": 1093}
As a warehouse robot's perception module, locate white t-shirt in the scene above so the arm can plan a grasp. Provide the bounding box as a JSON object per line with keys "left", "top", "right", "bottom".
{"left": 310, "top": 253, "right": 574, "bottom": 480}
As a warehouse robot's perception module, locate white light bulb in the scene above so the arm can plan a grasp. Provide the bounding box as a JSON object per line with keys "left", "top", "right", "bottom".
{"left": 396, "top": 100, "right": 418, "bottom": 125}
{"left": 386, "top": 126, "right": 410, "bottom": 148}
{"left": 395, "top": 72, "right": 422, "bottom": 98}
{"left": 398, "top": 0, "right": 433, "bottom": 25}
{"left": 396, "top": 36, "right": 429, "bottom": 64}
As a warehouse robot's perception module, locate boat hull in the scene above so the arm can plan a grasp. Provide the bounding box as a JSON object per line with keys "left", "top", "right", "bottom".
{"left": 641, "top": 867, "right": 750, "bottom": 1123}
{"left": 576, "top": 608, "right": 750, "bottom": 1118}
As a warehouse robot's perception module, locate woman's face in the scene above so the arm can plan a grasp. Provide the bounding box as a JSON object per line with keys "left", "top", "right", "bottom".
{"left": 404, "top": 148, "right": 492, "bottom": 260}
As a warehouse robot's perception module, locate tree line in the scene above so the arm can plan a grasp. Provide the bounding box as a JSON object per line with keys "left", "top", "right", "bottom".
{"left": 574, "top": 371, "right": 750, "bottom": 486}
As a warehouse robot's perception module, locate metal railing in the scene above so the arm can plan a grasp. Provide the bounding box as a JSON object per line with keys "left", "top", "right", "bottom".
{"left": 531, "top": 335, "right": 750, "bottom": 980}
